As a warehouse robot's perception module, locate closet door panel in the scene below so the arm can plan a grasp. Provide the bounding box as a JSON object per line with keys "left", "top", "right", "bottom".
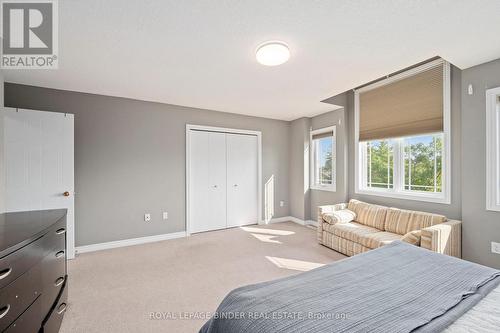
{"left": 189, "top": 131, "right": 211, "bottom": 233}
{"left": 189, "top": 131, "right": 226, "bottom": 233}
{"left": 226, "top": 134, "right": 258, "bottom": 227}
{"left": 207, "top": 132, "right": 227, "bottom": 230}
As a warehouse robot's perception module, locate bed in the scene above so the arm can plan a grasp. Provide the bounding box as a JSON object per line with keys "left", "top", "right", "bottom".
{"left": 200, "top": 241, "right": 500, "bottom": 333}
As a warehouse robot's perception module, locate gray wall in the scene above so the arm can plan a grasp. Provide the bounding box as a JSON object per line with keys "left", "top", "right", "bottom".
{"left": 461, "top": 58, "right": 500, "bottom": 269}
{"left": 345, "top": 65, "right": 463, "bottom": 220}
{"left": 288, "top": 118, "right": 310, "bottom": 220}
{"left": 4, "top": 84, "right": 290, "bottom": 246}
{"left": 288, "top": 108, "right": 348, "bottom": 221}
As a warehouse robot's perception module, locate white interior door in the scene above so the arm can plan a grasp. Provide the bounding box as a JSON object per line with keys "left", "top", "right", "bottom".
{"left": 4, "top": 108, "right": 75, "bottom": 259}
{"left": 226, "top": 133, "right": 258, "bottom": 227}
{"left": 189, "top": 130, "right": 227, "bottom": 233}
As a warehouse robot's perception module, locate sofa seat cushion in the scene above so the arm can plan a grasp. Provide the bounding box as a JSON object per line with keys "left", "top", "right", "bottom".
{"left": 361, "top": 231, "right": 403, "bottom": 249}
{"left": 321, "top": 232, "right": 371, "bottom": 257}
{"left": 347, "top": 199, "right": 388, "bottom": 230}
{"left": 323, "top": 222, "right": 380, "bottom": 245}
{"left": 322, "top": 209, "right": 356, "bottom": 225}
{"left": 385, "top": 208, "right": 447, "bottom": 235}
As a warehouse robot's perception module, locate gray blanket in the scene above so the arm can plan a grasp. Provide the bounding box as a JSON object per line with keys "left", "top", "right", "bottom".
{"left": 200, "top": 241, "right": 500, "bottom": 333}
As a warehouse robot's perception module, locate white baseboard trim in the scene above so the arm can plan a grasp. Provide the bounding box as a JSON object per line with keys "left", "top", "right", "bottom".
{"left": 75, "top": 231, "right": 187, "bottom": 254}
{"left": 265, "top": 216, "right": 318, "bottom": 228}
{"left": 263, "top": 216, "right": 293, "bottom": 224}
{"left": 305, "top": 220, "right": 318, "bottom": 227}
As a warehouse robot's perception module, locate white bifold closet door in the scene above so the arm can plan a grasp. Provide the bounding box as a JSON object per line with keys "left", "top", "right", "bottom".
{"left": 189, "top": 131, "right": 227, "bottom": 233}
{"left": 189, "top": 129, "right": 258, "bottom": 233}
{"left": 226, "top": 133, "right": 258, "bottom": 227}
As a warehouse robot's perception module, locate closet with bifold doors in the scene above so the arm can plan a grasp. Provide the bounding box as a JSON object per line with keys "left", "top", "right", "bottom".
{"left": 187, "top": 126, "right": 259, "bottom": 233}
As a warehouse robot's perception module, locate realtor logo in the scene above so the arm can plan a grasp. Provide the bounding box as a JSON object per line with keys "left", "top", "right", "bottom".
{"left": 1, "top": 0, "right": 58, "bottom": 69}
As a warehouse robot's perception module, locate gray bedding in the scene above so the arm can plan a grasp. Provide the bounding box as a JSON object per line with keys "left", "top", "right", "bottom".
{"left": 200, "top": 241, "right": 500, "bottom": 333}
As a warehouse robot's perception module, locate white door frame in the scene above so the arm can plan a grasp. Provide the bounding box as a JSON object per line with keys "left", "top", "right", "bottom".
{"left": 186, "top": 124, "right": 262, "bottom": 235}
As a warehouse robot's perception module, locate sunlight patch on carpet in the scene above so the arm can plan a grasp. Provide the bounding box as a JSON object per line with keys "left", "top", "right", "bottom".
{"left": 265, "top": 256, "right": 325, "bottom": 272}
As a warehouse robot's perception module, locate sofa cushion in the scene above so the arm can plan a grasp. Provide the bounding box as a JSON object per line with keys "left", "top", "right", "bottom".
{"left": 321, "top": 232, "right": 371, "bottom": 257}
{"left": 360, "top": 231, "right": 403, "bottom": 249}
{"left": 322, "top": 209, "right": 356, "bottom": 225}
{"left": 323, "top": 222, "right": 380, "bottom": 245}
{"left": 385, "top": 208, "right": 447, "bottom": 235}
{"left": 347, "top": 199, "right": 388, "bottom": 230}
{"left": 401, "top": 230, "right": 422, "bottom": 246}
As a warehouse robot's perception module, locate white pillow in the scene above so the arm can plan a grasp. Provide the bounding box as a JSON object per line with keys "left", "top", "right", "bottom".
{"left": 322, "top": 209, "right": 356, "bottom": 225}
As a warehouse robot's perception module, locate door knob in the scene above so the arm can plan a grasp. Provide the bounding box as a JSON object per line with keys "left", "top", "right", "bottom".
{"left": 233, "top": 184, "right": 238, "bottom": 187}
{"left": 213, "top": 185, "right": 218, "bottom": 188}
{"left": 63, "top": 191, "right": 70, "bottom": 197}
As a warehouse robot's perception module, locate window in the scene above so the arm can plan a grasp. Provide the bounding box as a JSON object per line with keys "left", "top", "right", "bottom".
{"left": 310, "top": 126, "right": 336, "bottom": 191}
{"left": 486, "top": 87, "right": 500, "bottom": 211}
{"left": 403, "top": 134, "right": 443, "bottom": 193}
{"left": 364, "top": 139, "right": 393, "bottom": 189}
{"left": 355, "top": 59, "right": 451, "bottom": 203}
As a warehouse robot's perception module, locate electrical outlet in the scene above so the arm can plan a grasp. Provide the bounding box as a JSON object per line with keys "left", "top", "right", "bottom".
{"left": 163, "top": 212, "right": 168, "bottom": 220}
{"left": 491, "top": 242, "right": 500, "bottom": 254}
{"left": 280, "top": 201, "right": 285, "bottom": 207}
{"left": 144, "top": 213, "right": 151, "bottom": 222}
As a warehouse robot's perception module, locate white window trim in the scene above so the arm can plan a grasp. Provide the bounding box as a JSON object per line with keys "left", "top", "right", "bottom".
{"left": 310, "top": 125, "right": 336, "bottom": 192}
{"left": 486, "top": 87, "right": 500, "bottom": 211}
{"left": 354, "top": 59, "right": 451, "bottom": 204}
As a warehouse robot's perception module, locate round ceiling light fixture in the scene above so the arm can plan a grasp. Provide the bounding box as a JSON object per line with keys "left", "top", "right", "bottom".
{"left": 256, "top": 41, "right": 290, "bottom": 66}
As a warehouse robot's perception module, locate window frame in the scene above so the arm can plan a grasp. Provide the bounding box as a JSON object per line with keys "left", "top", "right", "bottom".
{"left": 354, "top": 59, "right": 451, "bottom": 204}
{"left": 310, "top": 125, "right": 337, "bottom": 192}
{"left": 486, "top": 86, "right": 500, "bottom": 211}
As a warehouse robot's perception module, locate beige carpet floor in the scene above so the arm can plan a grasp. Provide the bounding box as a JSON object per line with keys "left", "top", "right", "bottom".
{"left": 60, "top": 222, "right": 346, "bottom": 333}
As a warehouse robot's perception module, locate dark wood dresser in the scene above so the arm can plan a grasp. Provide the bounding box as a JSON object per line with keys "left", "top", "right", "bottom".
{"left": 0, "top": 209, "right": 68, "bottom": 333}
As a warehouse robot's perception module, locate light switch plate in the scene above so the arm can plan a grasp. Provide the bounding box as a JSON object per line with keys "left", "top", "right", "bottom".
{"left": 279, "top": 201, "right": 285, "bottom": 207}
{"left": 163, "top": 212, "right": 168, "bottom": 220}
{"left": 491, "top": 242, "right": 500, "bottom": 254}
{"left": 144, "top": 213, "right": 151, "bottom": 222}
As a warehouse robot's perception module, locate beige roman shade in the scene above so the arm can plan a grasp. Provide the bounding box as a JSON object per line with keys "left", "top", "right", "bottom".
{"left": 312, "top": 131, "right": 333, "bottom": 140}
{"left": 358, "top": 63, "right": 444, "bottom": 141}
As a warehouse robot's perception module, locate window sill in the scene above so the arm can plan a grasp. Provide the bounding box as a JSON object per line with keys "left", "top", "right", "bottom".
{"left": 355, "top": 188, "right": 450, "bottom": 204}
{"left": 486, "top": 203, "right": 500, "bottom": 212}
{"left": 310, "top": 185, "right": 336, "bottom": 192}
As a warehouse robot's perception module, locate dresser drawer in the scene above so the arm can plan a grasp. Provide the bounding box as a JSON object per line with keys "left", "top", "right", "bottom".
{"left": 0, "top": 218, "right": 65, "bottom": 290}
{"left": 0, "top": 263, "right": 43, "bottom": 332}
{"left": 0, "top": 236, "right": 47, "bottom": 290}
{"left": 41, "top": 248, "right": 66, "bottom": 320}
{"left": 43, "top": 280, "right": 68, "bottom": 333}
{"left": 43, "top": 219, "right": 67, "bottom": 253}
{"left": 3, "top": 296, "right": 42, "bottom": 333}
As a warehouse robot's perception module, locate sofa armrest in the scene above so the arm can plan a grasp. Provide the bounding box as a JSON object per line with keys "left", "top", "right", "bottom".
{"left": 420, "top": 220, "right": 462, "bottom": 258}
{"left": 317, "top": 203, "right": 348, "bottom": 244}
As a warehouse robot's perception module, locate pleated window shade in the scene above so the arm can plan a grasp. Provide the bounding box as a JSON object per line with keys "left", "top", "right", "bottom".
{"left": 358, "top": 64, "right": 444, "bottom": 142}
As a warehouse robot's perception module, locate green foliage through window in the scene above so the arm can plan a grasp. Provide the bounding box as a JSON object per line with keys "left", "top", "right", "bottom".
{"left": 403, "top": 134, "right": 443, "bottom": 193}
{"left": 366, "top": 140, "right": 393, "bottom": 189}
{"left": 362, "top": 133, "right": 444, "bottom": 194}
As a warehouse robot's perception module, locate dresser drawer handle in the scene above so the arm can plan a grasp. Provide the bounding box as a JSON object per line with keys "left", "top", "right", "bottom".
{"left": 57, "top": 303, "right": 67, "bottom": 315}
{"left": 56, "top": 228, "right": 66, "bottom": 235}
{"left": 0, "top": 268, "right": 12, "bottom": 280}
{"left": 55, "top": 277, "right": 65, "bottom": 287}
{"left": 0, "top": 304, "right": 10, "bottom": 319}
{"left": 55, "top": 250, "right": 65, "bottom": 258}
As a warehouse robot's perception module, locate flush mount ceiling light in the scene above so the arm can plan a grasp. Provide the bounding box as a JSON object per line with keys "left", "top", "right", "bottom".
{"left": 256, "top": 41, "right": 290, "bottom": 66}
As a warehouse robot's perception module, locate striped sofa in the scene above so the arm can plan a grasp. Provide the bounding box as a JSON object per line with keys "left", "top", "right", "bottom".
{"left": 318, "top": 199, "right": 462, "bottom": 258}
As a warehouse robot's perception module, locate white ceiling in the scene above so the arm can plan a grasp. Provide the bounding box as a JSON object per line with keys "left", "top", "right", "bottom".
{"left": 4, "top": 0, "right": 500, "bottom": 121}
